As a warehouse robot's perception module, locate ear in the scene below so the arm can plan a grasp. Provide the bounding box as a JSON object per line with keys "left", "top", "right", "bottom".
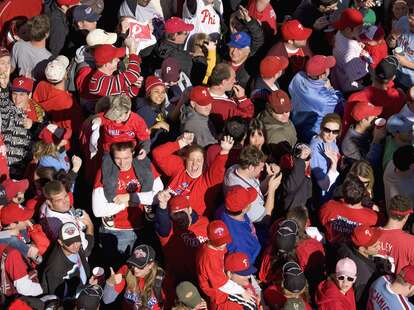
{"left": 57, "top": 239, "right": 63, "bottom": 247}
{"left": 190, "top": 100, "right": 196, "bottom": 109}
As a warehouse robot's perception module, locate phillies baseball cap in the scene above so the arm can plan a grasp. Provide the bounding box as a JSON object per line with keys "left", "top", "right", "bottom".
{"left": 400, "top": 265, "right": 414, "bottom": 285}
{"left": 45, "top": 55, "right": 70, "bottom": 83}
{"left": 59, "top": 222, "right": 82, "bottom": 246}
{"left": 127, "top": 244, "right": 156, "bottom": 268}
{"left": 77, "top": 284, "right": 103, "bottom": 310}
{"left": 2, "top": 178, "right": 29, "bottom": 201}
{"left": 225, "top": 185, "right": 257, "bottom": 213}
{"left": 168, "top": 195, "right": 190, "bottom": 212}
{"left": 336, "top": 257, "right": 357, "bottom": 278}
{"left": 39, "top": 124, "right": 70, "bottom": 145}
{"left": 305, "top": 55, "right": 336, "bottom": 76}
{"left": 268, "top": 90, "right": 292, "bottom": 114}
{"left": 334, "top": 8, "right": 363, "bottom": 30}
{"left": 0, "top": 202, "right": 34, "bottom": 226}
{"left": 275, "top": 219, "right": 298, "bottom": 253}
{"left": 86, "top": 29, "right": 117, "bottom": 46}
{"left": 164, "top": 17, "right": 194, "bottom": 34}
{"left": 94, "top": 44, "right": 126, "bottom": 66}
{"left": 375, "top": 56, "right": 398, "bottom": 81}
{"left": 281, "top": 20, "right": 312, "bottom": 41}
{"left": 224, "top": 252, "right": 257, "bottom": 276}
{"left": 81, "top": 0, "right": 104, "bottom": 14}
{"left": 260, "top": 56, "right": 289, "bottom": 79}
{"left": 189, "top": 86, "right": 212, "bottom": 106}
{"left": 11, "top": 76, "right": 34, "bottom": 93}
{"left": 228, "top": 31, "right": 251, "bottom": 49}
{"left": 73, "top": 5, "right": 100, "bottom": 22}
{"left": 387, "top": 114, "right": 414, "bottom": 135}
{"left": 207, "top": 220, "right": 232, "bottom": 246}
{"left": 161, "top": 57, "right": 181, "bottom": 83}
{"left": 145, "top": 75, "right": 165, "bottom": 95}
{"left": 351, "top": 101, "right": 383, "bottom": 121}
{"left": 282, "top": 261, "right": 306, "bottom": 293}
{"left": 351, "top": 225, "right": 381, "bottom": 248}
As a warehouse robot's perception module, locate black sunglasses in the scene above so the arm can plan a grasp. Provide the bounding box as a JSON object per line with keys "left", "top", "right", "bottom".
{"left": 322, "top": 127, "right": 340, "bottom": 135}
{"left": 337, "top": 275, "right": 355, "bottom": 282}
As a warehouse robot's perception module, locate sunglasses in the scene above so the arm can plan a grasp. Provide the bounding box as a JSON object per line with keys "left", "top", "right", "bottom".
{"left": 337, "top": 275, "right": 355, "bottom": 282}
{"left": 322, "top": 127, "right": 340, "bottom": 135}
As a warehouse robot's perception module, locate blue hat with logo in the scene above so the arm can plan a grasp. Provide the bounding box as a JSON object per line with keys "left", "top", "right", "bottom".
{"left": 228, "top": 31, "right": 251, "bottom": 49}
{"left": 73, "top": 5, "right": 101, "bottom": 22}
{"left": 387, "top": 114, "right": 414, "bottom": 134}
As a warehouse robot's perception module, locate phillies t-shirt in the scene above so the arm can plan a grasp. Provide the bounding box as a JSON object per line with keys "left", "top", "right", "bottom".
{"left": 319, "top": 200, "right": 380, "bottom": 243}
{"left": 376, "top": 228, "right": 414, "bottom": 274}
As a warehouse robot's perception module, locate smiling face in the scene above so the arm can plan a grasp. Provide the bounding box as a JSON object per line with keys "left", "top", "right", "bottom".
{"left": 113, "top": 148, "right": 133, "bottom": 171}
{"left": 48, "top": 190, "right": 71, "bottom": 213}
{"left": 131, "top": 262, "right": 154, "bottom": 278}
{"left": 229, "top": 46, "right": 250, "bottom": 65}
{"left": 320, "top": 121, "right": 340, "bottom": 143}
{"left": 149, "top": 85, "right": 166, "bottom": 105}
{"left": 185, "top": 150, "right": 204, "bottom": 178}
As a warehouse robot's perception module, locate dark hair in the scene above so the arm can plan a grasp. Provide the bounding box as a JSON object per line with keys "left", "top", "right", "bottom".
{"left": 247, "top": 118, "right": 267, "bottom": 143}
{"left": 43, "top": 180, "right": 66, "bottom": 199}
{"left": 28, "top": 15, "right": 50, "bottom": 41}
{"left": 238, "top": 145, "right": 267, "bottom": 169}
{"left": 286, "top": 206, "right": 309, "bottom": 240}
{"left": 223, "top": 116, "right": 248, "bottom": 145}
{"left": 393, "top": 145, "right": 414, "bottom": 172}
{"left": 110, "top": 141, "right": 135, "bottom": 154}
{"left": 313, "top": 0, "right": 338, "bottom": 7}
{"left": 342, "top": 175, "right": 365, "bottom": 205}
{"left": 209, "top": 63, "right": 232, "bottom": 86}
{"left": 388, "top": 195, "right": 413, "bottom": 221}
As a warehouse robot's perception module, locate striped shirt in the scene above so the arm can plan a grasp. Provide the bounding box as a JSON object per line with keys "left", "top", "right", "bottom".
{"left": 88, "top": 54, "right": 141, "bottom": 98}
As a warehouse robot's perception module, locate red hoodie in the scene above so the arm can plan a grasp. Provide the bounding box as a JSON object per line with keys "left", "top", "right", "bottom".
{"left": 33, "top": 81, "right": 84, "bottom": 134}
{"left": 247, "top": 0, "right": 277, "bottom": 35}
{"left": 316, "top": 279, "right": 356, "bottom": 310}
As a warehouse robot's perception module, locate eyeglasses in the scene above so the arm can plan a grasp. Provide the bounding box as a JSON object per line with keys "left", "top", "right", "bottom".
{"left": 337, "top": 275, "right": 355, "bottom": 282}
{"left": 322, "top": 127, "right": 340, "bottom": 135}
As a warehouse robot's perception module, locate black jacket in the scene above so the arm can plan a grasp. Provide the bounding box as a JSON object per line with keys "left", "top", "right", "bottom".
{"left": 41, "top": 234, "right": 93, "bottom": 299}
{"left": 155, "top": 40, "right": 193, "bottom": 76}
{"left": 47, "top": 3, "right": 69, "bottom": 57}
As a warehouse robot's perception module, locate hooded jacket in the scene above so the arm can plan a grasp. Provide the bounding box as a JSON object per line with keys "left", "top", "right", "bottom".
{"left": 257, "top": 108, "right": 297, "bottom": 147}
{"left": 180, "top": 104, "right": 217, "bottom": 147}
{"left": 316, "top": 279, "right": 356, "bottom": 310}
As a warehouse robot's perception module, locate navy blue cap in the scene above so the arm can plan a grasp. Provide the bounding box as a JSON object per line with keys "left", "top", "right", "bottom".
{"left": 228, "top": 31, "right": 251, "bottom": 49}
{"left": 73, "top": 5, "right": 100, "bottom": 22}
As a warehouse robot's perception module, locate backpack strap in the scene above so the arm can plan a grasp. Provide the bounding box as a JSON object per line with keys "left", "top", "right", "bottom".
{"left": 153, "top": 268, "right": 164, "bottom": 304}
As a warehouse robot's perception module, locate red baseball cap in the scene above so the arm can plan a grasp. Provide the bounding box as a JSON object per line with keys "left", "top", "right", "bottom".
{"left": 225, "top": 185, "right": 257, "bottom": 213}
{"left": 189, "top": 86, "right": 212, "bottom": 106}
{"left": 207, "top": 220, "right": 232, "bottom": 247}
{"left": 145, "top": 75, "right": 165, "bottom": 95}
{"left": 281, "top": 19, "right": 312, "bottom": 41}
{"left": 57, "top": 0, "right": 80, "bottom": 6}
{"left": 351, "top": 101, "right": 383, "bottom": 121}
{"left": 260, "top": 56, "right": 289, "bottom": 79}
{"left": 351, "top": 225, "right": 381, "bottom": 248}
{"left": 224, "top": 252, "right": 257, "bottom": 276}
{"left": 2, "top": 178, "right": 29, "bottom": 201}
{"left": 164, "top": 17, "right": 194, "bottom": 34}
{"left": 39, "top": 124, "right": 71, "bottom": 145}
{"left": 401, "top": 265, "right": 414, "bottom": 285}
{"left": 305, "top": 55, "right": 336, "bottom": 76}
{"left": 94, "top": 44, "right": 126, "bottom": 66}
{"left": 0, "top": 202, "right": 34, "bottom": 226}
{"left": 12, "top": 76, "right": 34, "bottom": 93}
{"left": 334, "top": 8, "right": 363, "bottom": 30}
{"left": 268, "top": 90, "right": 292, "bottom": 114}
{"left": 168, "top": 195, "right": 190, "bottom": 212}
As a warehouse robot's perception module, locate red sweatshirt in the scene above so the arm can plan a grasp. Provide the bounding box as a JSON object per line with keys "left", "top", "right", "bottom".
{"left": 33, "top": 81, "right": 84, "bottom": 134}
{"left": 247, "top": 0, "right": 277, "bottom": 35}
{"left": 152, "top": 141, "right": 228, "bottom": 215}
{"left": 88, "top": 54, "right": 141, "bottom": 98}
{"left": 316, "top": 279, "right": 356, "bottom": 310}
{"left": 264, "top": 284, "right": 312, "bottom": 310}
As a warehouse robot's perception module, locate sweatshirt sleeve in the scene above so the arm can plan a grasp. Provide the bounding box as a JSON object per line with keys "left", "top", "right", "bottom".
{"left": 152, "top": 141, "right": 185, "bottom": 177}
{"left": 234, "top": 97, "right": 254, "bottom": 119}
{"left": 92, "top": 187, "right": 127, "bottom": 217}
{"left": 203, "top": 153, "right": 227, "bottom": 187}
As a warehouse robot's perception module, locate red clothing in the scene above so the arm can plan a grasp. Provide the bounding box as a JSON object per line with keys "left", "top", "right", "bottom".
{"left": 296, "top": 238, "right": 326, "bottom": 281}
{"left": 25, "top": 224, "right": 50, "bottom": 256}
{"left": 94, "top": 164, "right": 158, "bottom": 229}
{"left": 264, "top": 284, "right": 312, "bottom": 310}
{"left": 88, "top": 54, "right": 141, "bottom": 98}
{"left": 365, "top": 42, "right": 388, "bottom": 69}
{"left": 0, "top": 134, "right": 9, "bottom": 180}
{"left": 24, "top": 99, "right": 41, "bottom": 122}
{"left": 206, "top": 144, "right": 241, "bottom": 168}
{"left": 0, "top": 244, "right": 29, "bottom": 296}
{"left": 209, "top": 94, "right": 254, "bottom": 133}
{"left": 316, "top": 279, "right": 356, "bottom": 310}
{"left": 216, "top": 283, "right": 260, "bottom": 310}
{"left": 33, "top": 81, "right": 84, "bottom": 134}
{"left": 98, "top": 112, "right": 150, "bottom": 152}
{"left": 247, "top": 0, "right": 277, "bottom": 35}
{"left": 0, "top": 0, "right": 42, "bottom": 31}
{"left": 319, "top": 199, "right": 380, "bottom": 244}
{"left": 152, "top": 141, "right": 228, "bottom": 215}
{"left": 343, "top": 85, "right": 406, "bottom": 134}
{"left": 376, "top": 228, "right": 414, "bottom": 274}
{"left": 159, "top": 216, "right": 209, "bottom": 284}
{"left": 267, "top": 41, "right": 313, "bottom": 74}
{"left": 196, "top": 244, "right": 228, "bottom": 306}
{"left": 258, "top": 245, "right": 281, "bottom": 284}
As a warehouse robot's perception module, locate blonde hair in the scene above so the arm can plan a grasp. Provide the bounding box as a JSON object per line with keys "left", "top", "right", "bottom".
{"left": 104, "top": 94, "right": 132, "bottom": 121}
{"left": 125, "top": 262, "right": 161, "bottom": 306}
{"left": 33, "top": 140, "right": 58, "bottom": 160}
{"left": 349, "top": 160, "right": 375, "bottom": 194}
{"left": 190, "top": 33, "right": 209, "bottom": 56}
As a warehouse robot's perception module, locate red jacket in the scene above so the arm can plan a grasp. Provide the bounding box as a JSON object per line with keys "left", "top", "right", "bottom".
{"left": 319, "top": 199, "right": 380, "bottom": 244}
{"left": 264, "top": 284, "right": 312, "bottom": 310}
{"left": 316, "top": 279, "right": 356, "bottom": 310}
{"left": 247, "top": 0, "right": 277, "bottom": 35}
{"left": 152, "top": 141, "right": 228, "bottom": 215}
{"left": 88, "top": 54, "right": 141, "bottom": 98}
{"left": 33, "top": 81, "right": 84, "bottom": 134}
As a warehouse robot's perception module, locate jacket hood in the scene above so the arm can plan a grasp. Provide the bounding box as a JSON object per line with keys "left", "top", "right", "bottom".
{"left": 180, "top": 104, "right": 208, "bottom": 124}
{"left": 316, "top": 279, "right": 353, "bottom": 307}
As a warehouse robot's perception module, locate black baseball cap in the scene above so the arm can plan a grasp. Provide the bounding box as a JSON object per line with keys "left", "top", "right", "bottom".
{"left": 77, "top": 284, "right": 103, "bottom": 310}
{"left": 375, "top": 56, "right": 398, "bottom": 81}
{"left": 282, "top": 261, "right": 306, "bottom": 293}
{"left": 274, "top": 219, "right": 298, "bottom": 253}
{"left": 127, "top": 244, "right": 156, "bottom": 269}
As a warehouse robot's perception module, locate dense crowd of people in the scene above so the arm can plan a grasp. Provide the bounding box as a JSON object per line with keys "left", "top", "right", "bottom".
{"left": 1, "top": 0, "right": 414, "bottom": 309}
